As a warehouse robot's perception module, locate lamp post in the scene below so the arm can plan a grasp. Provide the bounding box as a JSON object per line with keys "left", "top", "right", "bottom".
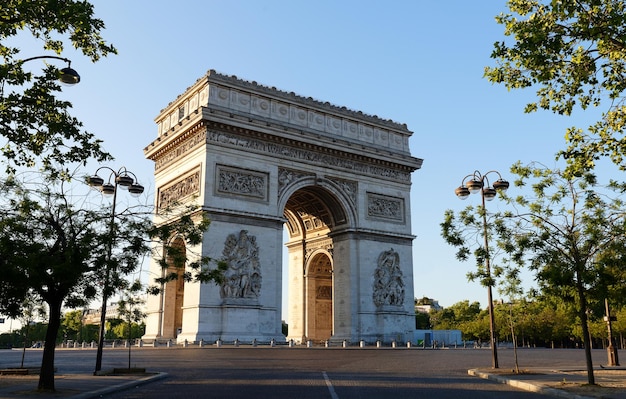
{"left": 455, "top": 170, "right": 509, "bottom": 369}
{"left": 88, "top": 166, "right": 144, "bottom": 375}
{"left": 20, "top": 55, "right": 81, "bottom": 85}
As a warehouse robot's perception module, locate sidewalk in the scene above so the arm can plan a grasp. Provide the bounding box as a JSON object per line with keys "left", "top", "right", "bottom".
{"left": 0, "top": 367, "right": 624, "bottom": 398}
{"left": 0, "top": 371, "right": 167, "bottom": 399}
{"left": 470, "top": 366, "right": 626, "bottom": 399}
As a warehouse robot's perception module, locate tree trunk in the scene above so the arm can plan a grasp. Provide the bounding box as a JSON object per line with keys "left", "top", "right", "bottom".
{"left": 38, "top": 299, "right": 62, "bottom": 391}
{"left": 576, "top": 274, "right": 595, "bottom": 385}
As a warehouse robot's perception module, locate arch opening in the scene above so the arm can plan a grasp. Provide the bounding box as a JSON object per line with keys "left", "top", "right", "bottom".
{"left": 161, "top": 237, "right": 186, "bottom": 339}
{"left": 283, "top": 185, "right": 346, "bottom": 343}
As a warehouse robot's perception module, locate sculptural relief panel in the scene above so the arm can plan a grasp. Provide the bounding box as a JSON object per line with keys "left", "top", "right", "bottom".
{"left": 372, "top": 248, "right": 405, "bottom": 307}
{"left": 157, "top": 167, "right": 201, "bottom": 210}
{"left": 220, "top": 230, "right": 262, "bottom": 301}
{"left": 327, "top": 177, "right": 357, "bottom": 206}
{"left": 216, "top": 164, "right": 268, "bottom": 202}
{"left": 366, "top": 193, "right": 405, "bottom": 223}
{"left": 278, "top": 168, "right": 314, "bottom": 197}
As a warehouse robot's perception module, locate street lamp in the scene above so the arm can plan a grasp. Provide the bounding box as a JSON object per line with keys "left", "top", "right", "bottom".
{"left": 88, "top": 166, "right": 144, "bottom": 375}
{"left": 455, "top": 170, "right": 509, "bottom": 369}
{"left": 20, "top": 55, "right": 81, "bottom": 85}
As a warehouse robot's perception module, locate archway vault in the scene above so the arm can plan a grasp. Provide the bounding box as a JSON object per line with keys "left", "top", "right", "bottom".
{"left": 283, "top": 184, "right": 348, "bottom": 239}
{"left": 143, "top": 70, "right": 422, "bottom": 345}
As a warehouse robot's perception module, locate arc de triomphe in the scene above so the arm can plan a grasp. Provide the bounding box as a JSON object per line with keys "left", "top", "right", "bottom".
{"left": 142, "top": 70, "right": 423, "bottom": 344}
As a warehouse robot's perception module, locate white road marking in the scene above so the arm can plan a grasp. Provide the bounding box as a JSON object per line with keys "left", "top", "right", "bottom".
{"left": 322, "top": 371, "right": 339, "bottom": 399}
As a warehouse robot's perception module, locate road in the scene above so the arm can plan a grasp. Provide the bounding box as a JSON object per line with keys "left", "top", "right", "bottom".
{"left": 0, "top": 346, "right": 611, "bottom": 398}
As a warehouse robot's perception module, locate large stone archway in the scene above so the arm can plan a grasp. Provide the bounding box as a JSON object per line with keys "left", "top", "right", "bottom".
{"left": 142, "top": 71, "right": 422, "bottom": 344}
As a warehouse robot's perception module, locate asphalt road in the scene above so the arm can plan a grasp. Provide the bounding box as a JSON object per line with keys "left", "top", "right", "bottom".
{"left": 0, "top": 346, "right": 611, "bottom": 398}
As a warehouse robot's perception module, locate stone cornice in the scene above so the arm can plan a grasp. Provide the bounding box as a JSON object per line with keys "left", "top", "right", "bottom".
{"left": 160, "top": 69, "right": 409, "bottom": 132}
{"left": 153, "top": 70, "right": 422, "bottom": 160}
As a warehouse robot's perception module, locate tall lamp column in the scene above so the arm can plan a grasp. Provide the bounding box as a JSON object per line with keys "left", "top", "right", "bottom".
{"left": 455, "top": 170, "right": 509, "bottom": 369}
{"left": 88, "top": 167, "right": 144, "bottom": 375}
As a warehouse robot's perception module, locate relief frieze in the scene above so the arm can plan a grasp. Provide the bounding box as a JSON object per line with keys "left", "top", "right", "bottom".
{"left": 367, "top": 193, "right": 404, "bottom": 222}
{"left": 216, "top": 165, "right": 268, "bottom": 201}
{"left": 157, "top": 168, "right": 201, "bottom": 210}
{"left": 154, "top": 128, "right": 207, "bottom": 172}
{"left": 208, "top": 130, "right": 411, "bottom": 182}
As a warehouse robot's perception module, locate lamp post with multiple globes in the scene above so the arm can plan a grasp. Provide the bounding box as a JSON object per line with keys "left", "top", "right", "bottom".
{"left": 455, "top": 170, "right": 509, "bottom": 369}
{"left": 88, "top": 167, "right": 144, "bottom": 375}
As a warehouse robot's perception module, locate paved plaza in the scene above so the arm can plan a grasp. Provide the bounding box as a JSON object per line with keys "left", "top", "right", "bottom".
{"left": 1, "top": 346, "right": 626, "bottom": 398}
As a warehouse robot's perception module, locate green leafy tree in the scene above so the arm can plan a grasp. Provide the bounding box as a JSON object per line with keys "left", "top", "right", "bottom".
{"left": 430, "top": 301, "right": 484, "bottom": 341}
{"left": 485, "top": 0, "right": 626, "bottom": 176}
{"left": 147, "top": 207, "right": 227, "bottom": 295}
{"left": 61, "top": 310, "right": 83, "bottom": 342}
{"left": 18, "top": 295, "right": 46, "bottom": 368}
{"left": 498, "top": 162, "right": 626, "bottom": 384}
{"left": 0, "top": 173, "right": 149, "bottom": 391}
{"left": 415, "top": 312, "right": 431, "bottom": 330}
{"left": 116, "top": 279, "right": 146, "bottom": 369}
{"left": 0, "top": 0, "right": 116, "bottom": 176}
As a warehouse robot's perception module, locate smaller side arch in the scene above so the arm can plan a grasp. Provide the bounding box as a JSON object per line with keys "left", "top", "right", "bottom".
{"left": 161, "top": 236, "right": 186, "bottom": 339}
{"left": 304, "top": 250, "right": 334, "bottom": 342}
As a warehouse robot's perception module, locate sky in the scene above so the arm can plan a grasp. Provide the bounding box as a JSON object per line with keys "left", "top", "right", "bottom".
{"left": 1, "top": 1, "right": 609, "bottom": 332}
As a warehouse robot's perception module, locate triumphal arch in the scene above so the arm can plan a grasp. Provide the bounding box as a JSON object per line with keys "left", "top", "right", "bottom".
{"left": 142, "top": 70, "right": 423, "bottom": 344}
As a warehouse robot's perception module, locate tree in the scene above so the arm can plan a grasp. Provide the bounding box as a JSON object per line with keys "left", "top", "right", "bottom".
{"left": 116, "top": 279, "right": 145, "bottom": 369}
{"left": 61, "top": 310, "right": 84, "bottom": 342}
{"left": 147, "top": 207, "right": 227, "bottom": 296}
{"left": 485, "top": 0, "right": 626, "bottom": 176}
{"left": 18, "top": 295, "right": 47, "bottom": 368}
{"left": 0, "top": 173, "right": 149, "bottom": 391}
{"left": 429, "top": 301, "right": 484, "bottom": 341}
{"left": 498, "top": 162, "right": 626, "bottom": 384}
{"left": 0, "top": 0, "right": 116, "bottom": 176}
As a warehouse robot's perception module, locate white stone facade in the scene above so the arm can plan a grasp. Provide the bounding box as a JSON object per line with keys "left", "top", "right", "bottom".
{"left": 142, "top": 70, "right": 422, "bottom": 344}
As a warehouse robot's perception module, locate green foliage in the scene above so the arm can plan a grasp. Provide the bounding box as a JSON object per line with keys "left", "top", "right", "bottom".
{"left": 415, "top": 312, "right": 431, "bottom": 329}
{"left": 0, "top": 0, "right": 116, "bottom": 176}
{"left": 0, "top": 171, "right": 150, "bottom": 390}
{"left": 485, "top": 0, "right": 626, "bottom": 176}
{"left": 430, "top": 300, "right": 486, "bottom": 340}
{"left": 497, "top": 162, "right": 626, "bottom": 383}
{"left": 147, "top": 206, "right": 226, "bottom": 295}
{"left": 60, "top": 310, "right": 83, "bottom": 341}
{"left": 0, "top": 173, "right": 150, "bottom": 316}
{"left": 441, "top": 202, "right": 508, "bottom": 289}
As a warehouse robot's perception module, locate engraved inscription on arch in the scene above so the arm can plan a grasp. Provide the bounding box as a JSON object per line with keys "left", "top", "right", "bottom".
{"left": 157, "top": 167, "right": 201, "bottom": 210}
{"left": 366, "top": 193, "right": 404, "bottom": 223}
{"left": 216, "top": 165, "right": 268, "bottom": 201}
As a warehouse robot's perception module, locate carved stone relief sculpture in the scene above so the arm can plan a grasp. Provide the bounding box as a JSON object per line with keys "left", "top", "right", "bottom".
{"left": 367, "top": 193, "right": 404, "bottom": 222}
{"left": 372, "top": 248, "right": 405, "bottom": 307}
{"left": 220, "top": 230, "right": 262, "bottom": 300}
{"left": 217, "top": 165, "right": 268, "bottom": 201}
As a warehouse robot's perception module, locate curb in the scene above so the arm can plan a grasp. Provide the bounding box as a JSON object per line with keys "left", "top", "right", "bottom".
{"left": 468, "top": 369, "right": 595, "bottom": 399}
{"left": 71, "top": 372, "right": 168, "bottom": 399}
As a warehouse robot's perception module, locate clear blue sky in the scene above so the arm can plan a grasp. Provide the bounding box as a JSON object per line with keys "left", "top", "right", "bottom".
{"left": 3, "top": 1, "right": 607, "bottom": 331}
